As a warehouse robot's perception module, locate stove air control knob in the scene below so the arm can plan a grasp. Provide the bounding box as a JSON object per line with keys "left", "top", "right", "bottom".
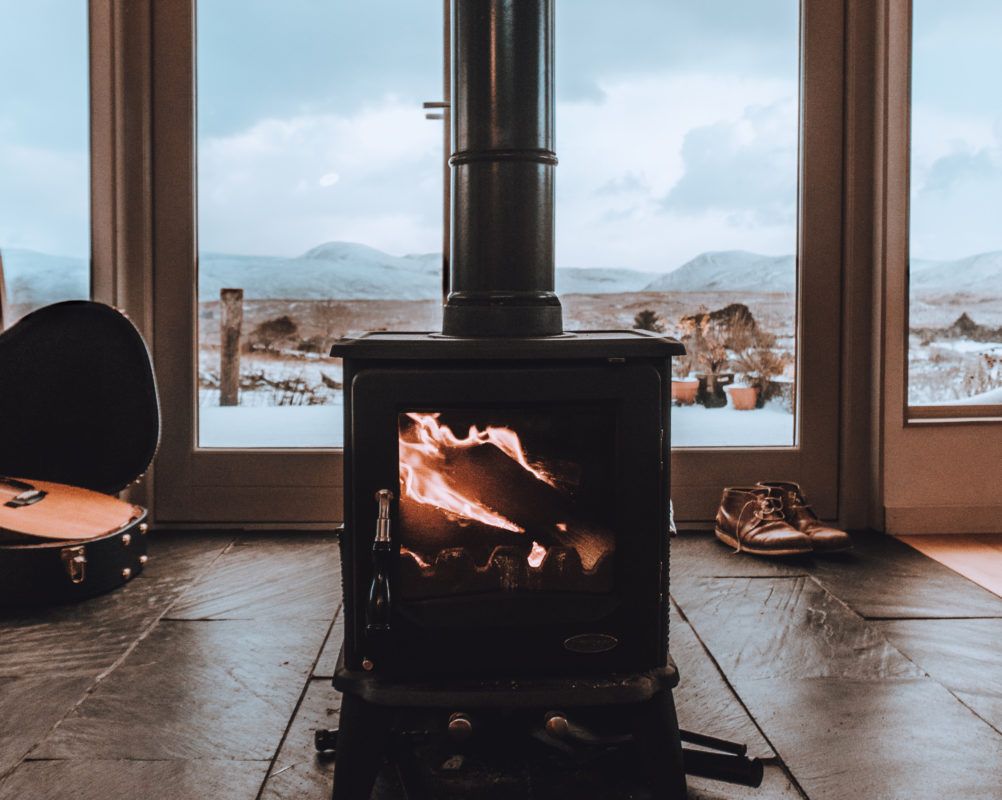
{"left": 544, "top": 712, "right": 570, "bottom": 739}
{"left": 447, "top": 712, "right": 474, "bottom": 742}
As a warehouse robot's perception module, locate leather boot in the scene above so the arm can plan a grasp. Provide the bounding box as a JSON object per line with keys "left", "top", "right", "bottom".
{"left": 757, "top": 481, "right": 852, "bottom": 553}
{"left": 715, "top": 487, "right": 812, "bottom": 556}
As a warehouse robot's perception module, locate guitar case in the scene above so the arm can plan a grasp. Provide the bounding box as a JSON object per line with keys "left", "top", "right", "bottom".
{"left": 0, "top": 301, "right": 161, "bottom": 605}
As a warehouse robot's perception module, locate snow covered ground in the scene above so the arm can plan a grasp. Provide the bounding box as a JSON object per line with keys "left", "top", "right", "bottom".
{"left": 197, "top": 398, "right": 795, "bottom": 449}
{"left": 199, "top": 403, "right": 344, "bottom": 448}
{"left": 672, "top": 402, "right": 795, "bottom": 447}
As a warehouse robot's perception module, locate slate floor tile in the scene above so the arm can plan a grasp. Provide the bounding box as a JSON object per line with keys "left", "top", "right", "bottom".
{"left": 313, "top": 609, "right": 344, "bottom": 680}
{"left": 672, "top": 576, "right": 921, "bottom": 681}
{"left": 687, "top": 765, "right": 805, "bottom": 800}
{"left": 670, "top": 613, "right": 774, "bottom": 759}
{"left": 877, "top": 618, "right": 1002, "bottom": 733}
{"left": 31, "top": 619, "right": 326, "bottom": 761}
{"left": 733, "top": 677, "right": 1002, "bottom": 800}
{"left": 167, "top": 538, "right": 339, "bottom": 622}
{"left": 672, "top": 532, "right": 811, "bottom": 579}
{"left": 673, "top": 530, "right": 1002, "bottom": 619}
{"left": 809, "top": 533, "right": 1002, "bottom": 619}
{"left": 0, "top": 533, "right": 232, "bottom": 680}
{"left": 0, "top": 676, "right": 92, "bottom": 780}
{"left": 233, "top": 531, "right": 340, "bottom": 547}
{"left": 260, "top": 679, "right": 340, "bottom": 800}
{"left": 0, "top": 759, "right": 269, "bottom": 800}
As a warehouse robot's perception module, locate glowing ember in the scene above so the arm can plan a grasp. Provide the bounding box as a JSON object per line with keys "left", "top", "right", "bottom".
{"left": 399, "top": 412, "right": 556, "bottom": 531}
{"left": 527, "top": 541, "right": 547, "bottom": 568}
{"left": 399, "top": 546, "right": 431, "bottom": 568}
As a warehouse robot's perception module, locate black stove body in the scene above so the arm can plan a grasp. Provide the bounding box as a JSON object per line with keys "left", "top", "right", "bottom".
{"left": 335, "top": 331, "right": 682, "bottom": 681}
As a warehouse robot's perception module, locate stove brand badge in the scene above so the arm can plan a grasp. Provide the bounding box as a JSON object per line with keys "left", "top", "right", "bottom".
{"left": 563, "top": 633, "right": 619, "bottom": 654}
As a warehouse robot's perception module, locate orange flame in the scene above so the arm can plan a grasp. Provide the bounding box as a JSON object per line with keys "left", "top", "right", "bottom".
{"left": 400, "top": 412, "right": 558, "bottom": 532}
{"left": 527, "top": 541, "right": 547, "bottom": 568}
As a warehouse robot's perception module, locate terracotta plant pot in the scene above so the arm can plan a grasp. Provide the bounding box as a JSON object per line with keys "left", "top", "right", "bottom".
{"left": 725, "top": 385, "right": 759, "bottom": 411}
{"left": 671, "top": 378, "right": 699, "bottom": 406}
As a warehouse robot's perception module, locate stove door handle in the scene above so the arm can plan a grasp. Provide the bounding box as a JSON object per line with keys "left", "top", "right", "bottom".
{"left": 367, "top": 490, "right": 394, "bottom": 634}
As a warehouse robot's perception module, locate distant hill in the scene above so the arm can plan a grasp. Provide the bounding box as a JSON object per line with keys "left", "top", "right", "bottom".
{"left": 1, "top": 249, "right": 90, "bottom": 309}
{"left": 643, "top": 251, "right": 796, "bottom": 293}
{"left": 910, "top": 251, "right": 1002, "bottom": 296}
{"left": 199, "top": 242, "right": 441, "bottom": 301}
{"left": 4, "top": 243, "right": 1001, "bottom": 310}
{"left": 556, "top": 267, "right": 656, "bottom": 294}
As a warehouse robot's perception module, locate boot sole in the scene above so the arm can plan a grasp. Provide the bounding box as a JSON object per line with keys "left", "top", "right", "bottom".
{"left": 714, "top": 527, "right": 813, "bottom": 557}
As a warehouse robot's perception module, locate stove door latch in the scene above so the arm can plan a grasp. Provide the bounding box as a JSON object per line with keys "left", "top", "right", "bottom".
{"left": 366, "top": 489, "right": 394, "bottom": 635}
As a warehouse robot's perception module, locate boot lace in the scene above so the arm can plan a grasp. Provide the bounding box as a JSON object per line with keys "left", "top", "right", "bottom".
{"left": 753, "top": 495, "right": 784, "bottom": 520}
{"left": 732, "top": 494, "right": 784, "bottom": 553}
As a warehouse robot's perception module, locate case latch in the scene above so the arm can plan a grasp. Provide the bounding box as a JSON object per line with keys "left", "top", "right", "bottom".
{"left": 60, "top": 545, "right": 87, "bottom": 584}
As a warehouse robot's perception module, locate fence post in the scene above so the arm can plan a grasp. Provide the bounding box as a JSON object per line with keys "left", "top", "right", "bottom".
{"left": 220, "top": 288, "right": 243, "bottom": 406}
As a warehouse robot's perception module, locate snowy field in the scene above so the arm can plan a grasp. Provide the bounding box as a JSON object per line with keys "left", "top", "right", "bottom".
{"left": 672, "top": 402, "right": 795, "bottom": 447}
{"left": 197, "top": 396, "right": 794, "bottom": 449}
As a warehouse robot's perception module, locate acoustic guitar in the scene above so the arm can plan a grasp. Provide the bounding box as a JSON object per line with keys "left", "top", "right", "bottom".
{"left": 0, "top": 301, "right": 160, "bottom": 605}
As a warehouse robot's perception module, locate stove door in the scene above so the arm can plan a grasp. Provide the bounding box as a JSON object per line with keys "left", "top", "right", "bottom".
{"left": 346, "top": 362, "right": 668, "bottom": 678}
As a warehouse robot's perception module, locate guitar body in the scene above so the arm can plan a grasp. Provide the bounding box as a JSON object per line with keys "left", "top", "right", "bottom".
{"left": 0, "top": 301, "right": 160, "bottom": 605}
{"left": 0, "top": 478, "right": 143, "bottom": 541}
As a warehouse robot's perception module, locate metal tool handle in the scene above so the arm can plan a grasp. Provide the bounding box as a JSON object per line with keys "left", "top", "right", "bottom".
{"left": 374, "top": 489, "right": 393, "bottom": 543}
{"left": 367, "top": 489, "right": 395, "bottom": 635}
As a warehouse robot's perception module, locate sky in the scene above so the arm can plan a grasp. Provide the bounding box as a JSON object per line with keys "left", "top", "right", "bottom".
{"left": 0, "top": 0, "right": 999, "bottom": 269}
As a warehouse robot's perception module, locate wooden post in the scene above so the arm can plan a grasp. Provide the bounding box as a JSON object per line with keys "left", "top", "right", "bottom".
{"left": 219, "top": 288, "right": 243, "bottom": 406}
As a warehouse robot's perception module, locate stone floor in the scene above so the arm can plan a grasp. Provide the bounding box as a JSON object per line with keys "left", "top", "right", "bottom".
{"left": 2, "top": 530, "right": 1001, "bottom": 799}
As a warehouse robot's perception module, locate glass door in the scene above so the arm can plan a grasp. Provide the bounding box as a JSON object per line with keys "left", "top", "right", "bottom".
{"left": 907, "top": 0, "right": 1002, "bottom": 418}
{"left": 556, "top": 0, "right": 844, "bottom": 519}
{"left": 152, "top": 0, "right": 842, "bottom": 525}
{"left": 152, "top": 0, "right": 446, "bottom": 522}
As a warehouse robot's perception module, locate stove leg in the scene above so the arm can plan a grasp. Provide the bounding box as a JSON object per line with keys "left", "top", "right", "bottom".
{"left": 633, "top": 690, "right": 688, "bottom": 799}
{"left": 331, "top": 692, "right": 392, "bottom": 800}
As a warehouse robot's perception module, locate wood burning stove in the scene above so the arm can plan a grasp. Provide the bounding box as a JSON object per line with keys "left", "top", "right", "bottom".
{"left": 330, "top": 333, "right": 691, "bottom": 799}
{"left": 336, "top": 333, "right": 678, "bottom": 680}
{"left": 323, "top": 2, "right": 761, "bottom": 797}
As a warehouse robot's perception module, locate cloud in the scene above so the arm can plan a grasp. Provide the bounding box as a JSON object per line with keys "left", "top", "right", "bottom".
{"left": 911, "top": 139, "right": 1002, "bottom": 260}
{"left": 596, "top": 172, "right": 650, "bottom": 197}
{"left": 556, "top": 0, "right": 799, "bottom": 101}
{"left": 554, "top": 74, "right": 798, "bottom": 271}
{"left": 0, "top": 141, "right": 89, "bottom": 258}
{"left": 659, "top": 100, "right": 798, "bottom": 227}
{"left": 197, "top": 97, "right": 442, "bottom": 257}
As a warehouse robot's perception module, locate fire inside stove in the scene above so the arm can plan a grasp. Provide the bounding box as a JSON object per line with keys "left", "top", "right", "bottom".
{"left": 397, "top": 409, "right": 616, "bottom": 598}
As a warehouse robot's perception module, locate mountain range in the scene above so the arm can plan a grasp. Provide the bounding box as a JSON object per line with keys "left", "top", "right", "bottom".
{"left": 3, "top": 242, "right": 1000, "bottom": 307}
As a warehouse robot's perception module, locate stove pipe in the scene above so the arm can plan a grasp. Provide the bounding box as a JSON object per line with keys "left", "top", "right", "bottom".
{"left": 442, "top": 0, "right": 563, "bottom": 338}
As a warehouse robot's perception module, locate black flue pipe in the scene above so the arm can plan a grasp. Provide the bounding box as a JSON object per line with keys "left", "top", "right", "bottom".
{"left": 442, "top": 0, "right": 563, "bottom": 337}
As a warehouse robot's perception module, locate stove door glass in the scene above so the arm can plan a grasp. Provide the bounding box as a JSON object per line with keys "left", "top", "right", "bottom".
{"left": 397, "top": 406, "right": 616, "bottom": 598}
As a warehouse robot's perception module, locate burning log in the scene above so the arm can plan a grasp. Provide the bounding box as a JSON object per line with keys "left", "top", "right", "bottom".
{"left": 397, "top": 412, "right": 615, "bottom": 589}
{"left": 399, "top": 495, "right": 526, "bottom": 563}
{"left": 396, "top": 542, "right": 616, "bottom": 598}
{"left": 440, "top": 442, "right": 614, "bottom": 569}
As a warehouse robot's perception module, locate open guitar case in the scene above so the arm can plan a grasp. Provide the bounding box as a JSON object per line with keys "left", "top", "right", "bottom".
{"left": 0, "top": 301, "right": 161, "bottom": 605}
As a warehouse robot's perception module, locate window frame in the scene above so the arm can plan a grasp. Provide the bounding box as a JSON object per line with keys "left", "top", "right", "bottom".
{"left": 901, "top": 0, "right": 1002, "bottom": 424}
{"left": 139, "top": 0, "right": 844, "bottom": 525}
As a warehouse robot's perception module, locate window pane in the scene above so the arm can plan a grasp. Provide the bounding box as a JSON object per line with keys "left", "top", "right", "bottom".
{"left": 196, "top": 0, "right": 443, "bottom": 448}
{"left": 556, "top": 1, "right": 800, "bottom": 447}
{"left": 909, "top": 0, "right": 1002, "bottom": 407}
{"left": 0, "top": 0, "right": 90, "bottom": 325}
